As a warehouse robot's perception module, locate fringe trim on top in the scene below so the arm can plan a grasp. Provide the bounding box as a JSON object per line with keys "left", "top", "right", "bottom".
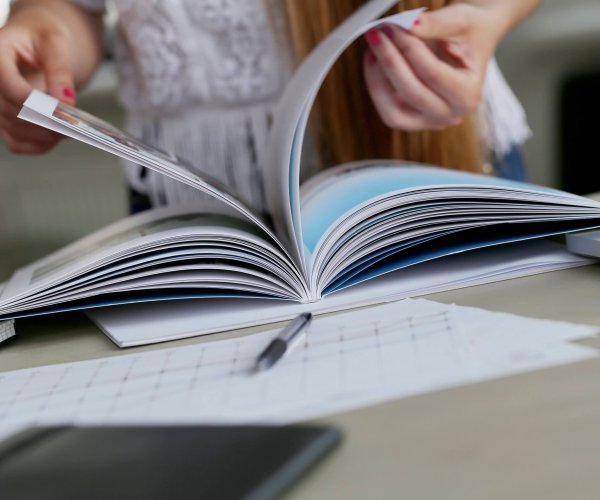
{"left": 121, "top": 102, "right": 277, "bottom": 216}
{"left": 480, "top": 58, "right": 532, "bottom": 159}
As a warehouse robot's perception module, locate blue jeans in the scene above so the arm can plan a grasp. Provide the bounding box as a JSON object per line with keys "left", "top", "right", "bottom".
{"left": 129, "top": 188, "right": 152, "bottom": 214}
{"left": 493, "top": 145, "right": 527, "bottom": 181}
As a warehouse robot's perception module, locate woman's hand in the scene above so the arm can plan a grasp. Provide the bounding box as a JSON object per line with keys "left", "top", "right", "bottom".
{"left": 0, "top": 1, "right": 103, "bottom": 154}
{"left": 0, "top": 5, "right": 77, "bottom": 154}
{"left": 362, "top": 1, "right": 531, "bottom": 131}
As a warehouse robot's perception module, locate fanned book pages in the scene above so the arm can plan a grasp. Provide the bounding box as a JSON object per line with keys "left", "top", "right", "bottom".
{"left": 2, "top": 2, "right": 600, "bottom": 346}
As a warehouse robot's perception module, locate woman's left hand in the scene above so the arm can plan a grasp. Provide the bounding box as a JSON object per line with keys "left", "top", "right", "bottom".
{"left": 363, "top": 3, "right": 507, "bottom": 131}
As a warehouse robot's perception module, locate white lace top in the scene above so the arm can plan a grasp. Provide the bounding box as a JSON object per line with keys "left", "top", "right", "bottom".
{"left": 75, "top": 0, "right": 530, "bottom": 213}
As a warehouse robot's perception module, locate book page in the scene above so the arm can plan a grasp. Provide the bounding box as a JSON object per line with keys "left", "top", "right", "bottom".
{"left": 264, "top": 2, "right": 424, "bottom": 273}
{"left": 298, "top": 162, "right": 600, "bottom": 293}
{"left": 18, "top": 92, "right": 286, "bottom": 260}
{"left": 0, "top": 206, "right": 307, "bottom": 316}
{"left": 301, "top": 165, "right": 595, "bottom": 253}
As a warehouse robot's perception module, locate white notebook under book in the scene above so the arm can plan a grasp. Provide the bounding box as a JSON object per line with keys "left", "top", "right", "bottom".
{"left": 1, "top": 2, "right": 600, "bottom": 346}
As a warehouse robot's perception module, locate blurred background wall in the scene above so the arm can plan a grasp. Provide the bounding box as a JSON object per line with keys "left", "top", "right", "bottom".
{"left": 497, "top": 0, "right": 600, "bottom": 192}
{"left": 0, "top": 0, "right": 599, "bottom": 281}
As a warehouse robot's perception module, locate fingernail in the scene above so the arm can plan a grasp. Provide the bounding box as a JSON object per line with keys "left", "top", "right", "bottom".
{"left": 381, "top": 25, "right": 395, "bottom": 39}
{"left": 62, "top": 87, "right": 76, "bottom": 100}
{"left": 367, "top": 49, "right": 377, "bottom": 65}
{"left": 412, "top": 18, "right": 422, "bottom": 28}
{"left": 365, "top": 29, "right": 381, "bottom": 46}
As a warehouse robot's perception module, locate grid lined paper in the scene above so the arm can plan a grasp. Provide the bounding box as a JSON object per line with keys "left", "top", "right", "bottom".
{"left": 0, "top": 320, "right": 15, "bottom": 344}
{"left": 0, "top": 299, "right": 597, "bottom": 441}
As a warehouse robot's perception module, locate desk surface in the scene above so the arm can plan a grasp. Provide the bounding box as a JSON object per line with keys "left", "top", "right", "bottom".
{"left": 3, "top": 265, "right": 600, "bottom": 500}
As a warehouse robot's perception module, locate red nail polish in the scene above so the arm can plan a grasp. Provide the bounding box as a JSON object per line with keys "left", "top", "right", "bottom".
{"left": 365, "top": 29, "right": 381, "bottom": 46}
{"left": 62, "top": 87, "right": 76, "bottom": 100}
{"left": 413, "top": 18, "right": 422, "bottom": 27}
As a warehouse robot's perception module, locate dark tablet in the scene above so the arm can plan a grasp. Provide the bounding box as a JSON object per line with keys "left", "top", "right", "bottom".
{"left": 0, "top": 425, "right": 342, "bottom": 500}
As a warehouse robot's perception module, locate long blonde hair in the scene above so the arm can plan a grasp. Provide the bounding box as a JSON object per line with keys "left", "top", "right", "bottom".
{"left": 283, "top": 0, "right": 483, "bottom": 172}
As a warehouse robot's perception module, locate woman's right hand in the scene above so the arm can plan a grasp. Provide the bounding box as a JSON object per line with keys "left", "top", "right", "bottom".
{"left": 0, "top": 4, "right": 78, "bottom": 154}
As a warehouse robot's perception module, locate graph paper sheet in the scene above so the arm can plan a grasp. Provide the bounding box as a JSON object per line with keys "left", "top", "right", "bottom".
{"left": 0, "top": 284, "right": 15, "bottom": 344}
{"left": 0, "top": 299, "right": 597, "bottom": 440}
{"left": 0, "top": 320, "right": 15, "bottom": 344}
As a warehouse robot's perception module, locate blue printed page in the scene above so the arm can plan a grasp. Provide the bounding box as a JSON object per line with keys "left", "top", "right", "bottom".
{"left": 301, "top": 163, "right": 572, "bottom": 255}
{"left": 300, "top": 162, "right": 600, "bottom": 296}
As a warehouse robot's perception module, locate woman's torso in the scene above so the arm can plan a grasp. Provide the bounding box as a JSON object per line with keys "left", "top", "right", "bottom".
{"left": 103, "top": 0, "right": 294, "bottom": 214}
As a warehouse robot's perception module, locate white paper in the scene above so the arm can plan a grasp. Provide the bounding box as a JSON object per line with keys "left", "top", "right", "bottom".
{"left": 265, "top": 2, "right": 425, "bottom": 268}
{"left": 0, "top": 205, "right": 308, "bottom": 315}
{"left": 0, "top": 299, "right": 596, "bottom": 440}
{"left": 0, "top": 320, "right": 15, "bottom": 344}
{"left": 19, "top": 92, "right": 284, "bottom": 258}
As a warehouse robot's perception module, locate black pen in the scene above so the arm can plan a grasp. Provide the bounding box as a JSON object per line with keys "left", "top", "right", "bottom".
{"left": 255, "top": 313, "right": 312, "bottom": 372}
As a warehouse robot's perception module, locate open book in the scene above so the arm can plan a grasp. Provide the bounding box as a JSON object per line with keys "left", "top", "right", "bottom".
{"left": 2, "top": 2, "right": 600, "bottom": 346}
